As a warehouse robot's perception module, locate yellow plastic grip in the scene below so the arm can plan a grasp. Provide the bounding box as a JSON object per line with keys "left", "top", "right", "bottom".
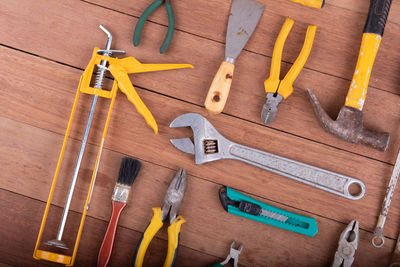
{"left": 115, "top": 57, "right": 194, "bottom": 74}
{"left": 108, "top": 63, "right": 158, "bottom": 134}
{"left": 264, "top": 18, "right": 294, "bottom": 94}
{"left": 204, "top": 61, "right": 235, "bottom": 114}
{"left": 134, "top": 207, "right": 164, "bottom": 267}
{"left": 278, "top": 24, "right": 316, "bottom": 99}
{"left": 290, "top": 0, "right": 324, "bottom": 9}
{"left": 264, "top": 19, "right": 316, "bottom": 99}
{"left": 345, "top": 33, "right": 381, "bottom": 110}
{"left": 164, "top": 216, "right": 186, "bottom": 267}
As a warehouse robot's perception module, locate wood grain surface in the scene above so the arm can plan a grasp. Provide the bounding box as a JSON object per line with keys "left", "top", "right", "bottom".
{"left": 1, "top": 0, "right": 399, "bottom": 266}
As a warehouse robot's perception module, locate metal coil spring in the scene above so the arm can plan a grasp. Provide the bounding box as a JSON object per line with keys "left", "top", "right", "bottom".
{"left": 94, "top": 67, "right": 106, "bottom": 89}
{"left": 94, "top": 50, "right": 112, "bottom": 89}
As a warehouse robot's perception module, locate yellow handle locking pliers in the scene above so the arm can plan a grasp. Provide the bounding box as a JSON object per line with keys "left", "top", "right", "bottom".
{"left": 133, "top": 168, "right": 187, "bottom": 267}
{"left": 261, "top": 18, "right": 316, "bottom": 124}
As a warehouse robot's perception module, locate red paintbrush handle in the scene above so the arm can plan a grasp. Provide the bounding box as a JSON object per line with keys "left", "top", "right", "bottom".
{"left": 97, "top": 201, "right": 126, "bottom": 267}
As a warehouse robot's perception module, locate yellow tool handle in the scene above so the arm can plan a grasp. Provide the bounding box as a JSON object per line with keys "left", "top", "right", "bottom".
{"left": 264, "top": 18, "right": 294, "bottom": 94}
{"left": 345, "top": 33, "right": 381, "bottom": 110}
{"left": 108, "top": 63, "right": 158, "bottom": 134}
{"left": 134, "top": 207, "right": 164, "bottom": 267}
{"left": 279, "top": 24, "right": 316, "bottom": 99}
{"left": 115, "top": 57, "right": 194, "bottom": 73}
{"left": 164, "top": 216, "right": 186, "bottom": 267}
{"left": 204, "top": 61, "right": 235, "bottom": 114}
{"left": 290, "top": 0, "right": 324, "bottom": 9}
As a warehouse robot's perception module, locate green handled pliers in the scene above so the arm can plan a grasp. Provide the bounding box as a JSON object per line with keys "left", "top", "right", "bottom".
{"left": 133, "top": 0, "right": 175, "bottom": 54}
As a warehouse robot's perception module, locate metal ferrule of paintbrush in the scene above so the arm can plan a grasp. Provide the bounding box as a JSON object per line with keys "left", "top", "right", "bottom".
{"left": 112, "top": 183, "right": 131, "bottom": 203}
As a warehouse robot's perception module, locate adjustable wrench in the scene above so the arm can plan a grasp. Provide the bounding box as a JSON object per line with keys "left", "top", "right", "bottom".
{"left": 169, "top": 113, "right": 365, "bottom": 200}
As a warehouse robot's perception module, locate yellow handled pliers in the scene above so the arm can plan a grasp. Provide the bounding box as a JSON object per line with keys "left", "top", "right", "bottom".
{"left": 133, "top": 168, "right": 187, "bottom": 267}
{"left": 261, "top": 18, "right": 316, "bottom": 124}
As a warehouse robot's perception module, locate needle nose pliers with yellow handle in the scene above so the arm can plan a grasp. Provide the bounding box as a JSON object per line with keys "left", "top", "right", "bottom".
{"left": 261, "top": 18, "right": 316, "bottom": 124}
{"left": 133, "top": 0, "right": 175, "bottom": 54}
{"left": 133, "top": 168, "right": 187, "bottom": 267}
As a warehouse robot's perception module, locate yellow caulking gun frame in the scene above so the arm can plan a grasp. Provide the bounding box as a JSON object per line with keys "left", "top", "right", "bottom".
{"left": 33, "top": 26, "right": 193, "bottom": 266}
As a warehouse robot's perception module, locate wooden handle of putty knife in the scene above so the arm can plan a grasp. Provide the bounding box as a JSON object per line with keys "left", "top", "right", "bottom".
{"left": 204, "top": 61, "right": 235, "bottom": 114}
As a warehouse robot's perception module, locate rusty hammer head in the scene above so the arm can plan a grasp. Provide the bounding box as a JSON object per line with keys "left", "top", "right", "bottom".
{"left": 306, "top": 88, "right": 390, "bottom": 151}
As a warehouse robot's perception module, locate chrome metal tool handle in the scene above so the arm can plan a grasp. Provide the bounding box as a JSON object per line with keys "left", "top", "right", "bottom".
{"left": 227, "top": 143, "right": 365, "bottom": 200}
{"left": 372, "top": 148, "right": 400, "bottom": 248}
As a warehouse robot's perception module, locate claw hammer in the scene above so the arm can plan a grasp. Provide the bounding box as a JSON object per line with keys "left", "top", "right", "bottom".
{"left": 307, "top": 0, "right": 391, "bottom": 151}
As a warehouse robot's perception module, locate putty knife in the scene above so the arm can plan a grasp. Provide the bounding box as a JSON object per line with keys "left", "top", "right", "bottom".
{"left": 204, "top": 0, "right": 264, "bottom": 114}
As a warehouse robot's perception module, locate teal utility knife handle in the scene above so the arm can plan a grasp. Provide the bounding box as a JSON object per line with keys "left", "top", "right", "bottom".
{"left": 219, "top": 187, "right": 318, "bottom": 237}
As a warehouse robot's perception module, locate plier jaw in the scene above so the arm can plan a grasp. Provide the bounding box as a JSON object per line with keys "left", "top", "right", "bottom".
{"left": 261, "top": 93, "right": 283, "bottom": 124}
{"left": 216, "top": 242, "right": 243, "bottom": 267}
{"left": 161, "top": 168, "right": 188, "bottom": 225}
{"left": 332, "top": 220, "right": 359, "bottom": 267}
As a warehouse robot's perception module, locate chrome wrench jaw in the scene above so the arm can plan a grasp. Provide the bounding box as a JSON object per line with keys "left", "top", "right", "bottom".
{"left": 170, "top": 113, "right": 366, "bottom": 200}
{"left": 169, "top": 113, "right": 231, "bottom": 165}
{"left": 170, "top": 138, "right": 195, "bottom": 155}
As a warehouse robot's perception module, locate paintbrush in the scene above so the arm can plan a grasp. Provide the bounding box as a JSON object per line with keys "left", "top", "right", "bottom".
{"left": 97, "top": 157, "right": 141, "bottom": 267}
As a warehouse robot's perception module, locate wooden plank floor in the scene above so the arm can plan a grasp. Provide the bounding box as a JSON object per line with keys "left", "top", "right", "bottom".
{"left": 1, "top": 0, "right": 399, "bottom": 266}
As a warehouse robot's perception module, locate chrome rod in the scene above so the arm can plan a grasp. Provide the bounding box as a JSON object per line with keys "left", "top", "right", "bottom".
{"left": 52, "top": 25, "right": 113, "bottom": 244}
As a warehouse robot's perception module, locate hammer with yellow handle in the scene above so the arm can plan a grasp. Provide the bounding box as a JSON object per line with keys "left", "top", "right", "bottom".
{"left": 307, "top": 0, "right": 392, "bottom": 151}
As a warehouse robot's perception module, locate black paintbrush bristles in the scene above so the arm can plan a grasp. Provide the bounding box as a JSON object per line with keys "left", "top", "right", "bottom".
{"left": 117, "top": 157, "right": 141, "bottom": 186}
